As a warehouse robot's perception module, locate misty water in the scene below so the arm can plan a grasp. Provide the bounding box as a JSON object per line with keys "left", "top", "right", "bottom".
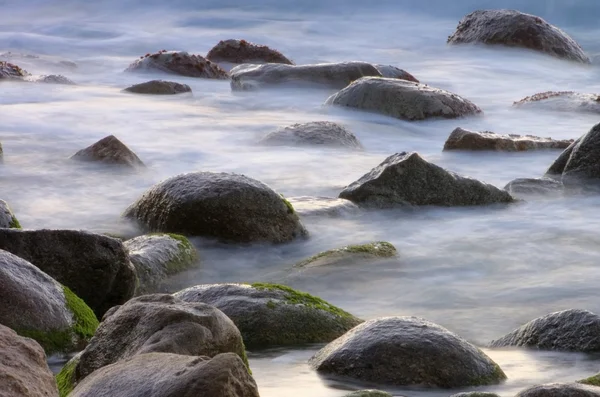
{"left": 4, "top": 0, "right": 600, "bottom": 396}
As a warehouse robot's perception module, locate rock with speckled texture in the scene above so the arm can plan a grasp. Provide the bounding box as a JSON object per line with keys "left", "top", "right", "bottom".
{"left": 259, "top": 121, "right": 362, "bottom": 149}
{"left": 514, "top": 92, "right": 600, "bottom": 114}
{"left": 206, "top": 39, "right": 293, "bottom": 67}
{"left": 516, "top": 383, "right": 600, "bottom": 397}
{"left": 444, "top": 127, "right": 572, "bottom": 151}
{"left": 123, "top": 80, "right": 191, "bottom": 95}
{"left": 125, "top": 50, "right": 228, "bottom": 79}
{"left": 70, "top": 135, "right": 145, "bottom": 168}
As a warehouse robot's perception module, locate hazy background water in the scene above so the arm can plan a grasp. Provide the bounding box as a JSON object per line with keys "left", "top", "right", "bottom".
{"left": 4, "top": 1, "right": 600, "bottom": 396}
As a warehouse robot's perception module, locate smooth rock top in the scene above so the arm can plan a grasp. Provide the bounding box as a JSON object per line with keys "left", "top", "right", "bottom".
{"left": 70, "top": 135, "right": 145, "bottom": 168}
{"left": 490, "top": 309, "right": 600, "bottom": 352}
{"left": 514, "top": 91, "right": 600, "bottom": 114}
{"left": 504, "top": 177, "right": 564, "bottom": 197}
{"left": 447, "top": 9, "right": 590, "bottom": 63}
{"left": 0, "top": 61, "right": 29, "bottom": 79}
{"left": 325, "top": 77, "right": 482, "bottom": 121}
{"left": 516, "top": 383, "right": 600, "bottom": 397}
{"left": 444, "top": 127, "right": 573, "bottom": 151}
{"left": 295, "top": 242, "right": 397, "bottom": 268}
{"left": 339, "top": 152, "right": 514, "bottom": 208}
{"left": 123, "top": 171, "right": 308, "bottom": 243}
{"left": 0, "top": 199, "right": 21, "bottom": 228}
{"left": 28, "top": 75, "right": 76, "bottom": 85}
{"left": 373, "top": 64, "right": 419, "bottom": 82}
{"left": 259, "top": 121, "right": 363, "bottom": 149}
{"left": 125, "top": 50, "right": 228, "bottom": 79}
{"left": 123, "top": 80, "right": 191, "bottom": 95}
{"left": 0, "top": 324, "right": 59, "bottom": 397}
{"left": 206, "top": 39, "right": 293, "bottom": 66}
{"left": 286, "top": 196, "right": 359, "bottom": 217}
{"left": 310, "top": 316, "right": 506, "bottom": 388}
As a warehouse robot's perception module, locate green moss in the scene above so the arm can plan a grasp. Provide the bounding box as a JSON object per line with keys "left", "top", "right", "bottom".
{"left": 280, "top": 194, "right": 295, "bottom": 214}
{"left": 579, "top": 374, "right": 600, "bottom": 386}
{"left": 56, "top": 355, "right": 79, "bottom": 397}
{"left": 266, "top": 300, "right": 277, "bottom": 309}
{"left": 296, "top": 241, "right": 397, "bottom": 267}
{"left": 467, "top": 362, "right": 507, "bottom": 386}
{"left": 344, "top": 391, "right": 392, "bottom": 397}
{"left": 63, "top": 286, "right": 99, "bottom": 341}
{"left": 8, "top": 216, "right": 21, "bottom": 229}
{"left": 16, "top": 328, "right": 73, "bottom": 355}
{"left": 150, "top": 233, "right": 199, "bottom": 274}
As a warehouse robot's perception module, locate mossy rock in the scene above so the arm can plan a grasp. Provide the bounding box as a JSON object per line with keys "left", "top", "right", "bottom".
{"left": 579, "top": 374, "right": 600, "bottom": 387}
{"left": 0, "top": 199, "right": 21, "bottom": 228}
{"left": 56, "top": 353, "right": 81, "bottom": 397}
{"left": 449, "top": 393, "right": 501, "bottom": 397}
{"left": 344, "top": 390, "right": 392, "bottom": 397}
{"left": 295, "top": 241, "right": 397, "bottom": 268}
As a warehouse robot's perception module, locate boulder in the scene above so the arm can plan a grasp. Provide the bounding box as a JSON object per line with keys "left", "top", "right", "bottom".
{"left": 70, "top": 135, "right": 145, "bottom": 168}
{"left": 125, "top": 50, "right": 228, "bottom": 79}
{"left": 339, "top": 152, "right": 514, "bottom": 208}
{"left": 516, "top": 383, "right": 600, "bottom": 397}
{"left": 295, "top": 242, "right": 397, "bottom": 268}
{"left": 0, "top": 61, "right": 29, "bottom": 79}
{"left": 447, "top": 9, "right": 590, "bottom": 63}
{"left": 0, "top": 229, "right": 136, "bottom": 318}
{"left": 325, "top": 77, "right": 481, "bottom": 121}
{"left": 74, "top": 294, "right": 247, "bottom": 383}
{"left": 259, "top": 121, "right": 363, "bottom": 149}
{"left": 123, "top": 80, "right": 191, "bottom": 95}
{"left": 0, "top": 199, "right": 21, "bottom": 228}
{"left": 504, "top": 177, "right": 564, "bottom": 196}
{"left": 310, "top": 316, "right": 506, "bottom": 387}
{"left": 0, "top": 249, "right": 98, "bottom": 354}
{"left": 174, "top": 283, "right": 362, "bottom": 348}
{"left": 513, "top": 92, "right": 600, "bottom": 114}
{"left": 27, "top": 75, "right": 76, "bottom": 85}
{"left": 124, "top": 233, "right": 199, "bottom": 295}
{"left": 443, "top": 127, "right": 572, "bottom": 151}
{"left": 206, "top": 39, "right": 293, "bottom": 67}
{"left": 70, "top": 353, "right": 259, "bottom": 397}
{"left": 373, "top": 64, "right": 419, "bottom": 82}
{"left": 123, "top": 172, "right": 308, "bottom": 243}
{"left": 490, "top": 309, "right": 600, "bottom": 352}
{"left": 344, "top": 391, "right": 392, "bottom": 397}
{"left": 286, "top": 196, "right": 359, "bottom": 217}
{"left": 0, "top": 324, "right": 59, "bottom": 397}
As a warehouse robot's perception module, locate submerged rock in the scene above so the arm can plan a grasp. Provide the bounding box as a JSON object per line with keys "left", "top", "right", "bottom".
{"left": 310, "top": 316, "right": 506, "bottom": 388}
{"left": 206, "top": 39, "right": 293, "bottom": 66}
{"left": 0, "top": 199, "right": 21, "bottom": 228}
{"left": 295, "top": 242, "right": 397, "bottom": 268}
{"left": 325, "top": 77, "right": 481, "bottom": 121}
{"left": 516, "top": 383, "right": 600, "bottom": 397}
{"left": 450, "top": 393, "right": 500, "bottom": 397}
{"left": 27, "top": 74, "right": 76, "bottom": 85}
{"left": 123, "top": 80, "right": 191, "bottom": 95}
{"left": 443, "top": 127, "right": 573, "bottom": 151}
{"left": 259, "top": 121, "right": 363, "bottom": 149}
{"left": 339, "top": 152, "right": 514, "bottom": 208}
{"left": 514, "top": 91, "right": 600, "bottom": 114}
{"left": 373, "top": 64, "right": 419, "bottom": 82}
{"left": 174, "top": 282, "right": 362, "bottom": 348}
{"left": 70, "top": 135, "right": 145, "bottom": 168}
{"left": 447, "top": 9, "right": 590, "bottom": 63}
{"left": 123, "top": 172, "right": 308, "bottom": 243}
{"left": 125, "top": 50, "right": 228, "bottom": 79}
{"left": 0, "top": 51, "right": 77, "bottom": 72}
{"left": 0, "top": 61, "right": 29, "bottom": 79}
{"left": 504, "top": 177, "right": 564, "bottom": 196}
{"left": 344, "top": 391, "right": 392, "bottom": 397}
{"left": 580, "top": 374, "right": 600, "bottom": 387}
{"left": 286, "top": 196, "right": 359, "bottom": 217}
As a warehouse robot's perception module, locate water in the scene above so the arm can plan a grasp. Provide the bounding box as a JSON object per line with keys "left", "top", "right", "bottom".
{"left": 5, "top": 1, "right": 600, "bottom": 395}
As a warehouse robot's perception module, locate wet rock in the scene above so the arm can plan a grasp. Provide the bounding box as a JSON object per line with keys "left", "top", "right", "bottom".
{"left": 447, "top": 9, "right": 590, "bottom": 63}
{"left": 123, "top": 80, "right": 191, "bottom": 95}
{"left": 0, "top": 140, "right": 3, "bottom": 162}
{"left": 514, "top": 92, "right": 600, "bottom": 114}
{"left": 0, "top": 199, "right": 21, "bottom": 228}
{"left": 295, "top": 242, "right": 397, "bottom": 268}
{"left": 490, "top": 309, "right": 600, "bottom": 352}
{"left": 310, "top": 316, "right": 506, "bottom": 387}
{"left": 579, "top": 373, "right": 600, "bottom": 387}
{"left": 124, "top": 233, "right": 199, "bottom": 295}
{"left": 0, "top": 61, "right": 29, "bottom": 79}
{"left": 373, "top": 64, "right": 419, "bottom": 82}
{"left": 516, "top": 383, "right": 600, "bottom": 397}
{"left": 70, "top": 353, "right": 259, "bottom": 397}
{"left": 74, "top": 294, "right": 247, "bottom": 384}
{"left": 0, "top": 249, "right": 98, "bottom": 354}
{"left": 504, "top": 177, "right": 564, "bottom": 196}
{"left": 344, "top": 391, "right": 392, "bottom": 397}
{"left": 450, "top": 393, "right": 500, "bottom": 397}
{"left": 125, "top": 50, "right": 228, "bottom": 79}
{"left": 0, "top": 324, "right": 59, "bottom": 397}
{"left": 325, "top": 77, "right": 481, "bottom": 121}
{"left": 27, "top": 74, "right": 76, "bottom": 85}
{"left": 0, "top": 229, "right": 136, "bottom": 318}
{"left": 206, "top": 39, "right": 293, "bottom": 67}
{"left": 123, "top": 171, "right": 308, "bottom": 243}
{"left": 286, "top": 196, "right": 359, "bottom": 217}
{"left": 70, "top": 135, "right": 145, "bottom": 168}
{"left": 259, "top": 121, "right": 363, "bottom": 149}
{"left": 174, "top": 283, "right": 362, "bottom": 348}
{"left": 443, "top": 127, "right": 573, "bottom": 151}
{"left": 339, "top": 152, "right": 514, "bottom": 208}
{"left": 56, "top": 353, "right": 81, "bottom": 397}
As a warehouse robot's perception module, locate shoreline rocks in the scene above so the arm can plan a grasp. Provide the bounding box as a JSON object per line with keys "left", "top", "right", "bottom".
{"left": 444, "top": 127, "right": 573, "bottom": 151}
{"left": 125, "top": 50, "right": 228, "bottom": 79}
{"left": 516, "top": 383, "right": 600, "bottom": 397}
{"left": 70, "top": 135, "right": 145, "bottom": 168}
{"left": 259, "top": 121, "right": 363, "bottom": 149}
{"left": 0, "top": 199, "right": 21, "bottom": 228}
{"left": 514, "top": 91, "right": 600, "bottom": 114}
{"left": 295, "top": 242, "right": 397, "bottom": 268}
{"left": 206, "top": 39, "right": 293, "bottom": 66}
{"left": 123, "top": 80, "right": 191, "bottom": 95}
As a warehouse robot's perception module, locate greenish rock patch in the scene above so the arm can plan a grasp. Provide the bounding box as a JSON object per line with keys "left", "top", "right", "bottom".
{"left": 344, "top": 390, "right": 392, "bottom": 397}
{"left": 579, "top": 374, "right": 600, "bottom": 387}
{"left": 63, "top": 286, "right": 99, "bottom": 342}
{"left": 56, "top": 353, "right": 81, "bottom": 397}
{"left": 295, "top": 241, "right": 397, "bottom": 268}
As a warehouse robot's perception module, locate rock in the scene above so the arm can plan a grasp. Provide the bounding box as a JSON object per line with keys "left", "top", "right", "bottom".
{"left": 259, "top": 121, "right": 363, "bottom": 149}
{"left": 70, "top": 353, "right": 259, "bottom": 397}
{"left": 56, "top": 353, "right": 81, "bottom": 397}
{"left": 174, "top": 283, "right": 362, "bottom": 348}
{"left": 344, "top": 391, "right": 392, "bottom": 397}
{"left": 450, "top": 393, "right": 500, "bottom": 397}
{"left": 27, "top": 75, "right": 76, "bottom": 85}
{"left": 123, "top": 80, "right": 191, "bottom": 95}
{"left": 504, "top": 177, "right": 564, "bottom": 196}
{"left": 310, "top": 316, "right": 506, "bottom": 388}
{"left": 443, "top": 127, "right": 573, "bottom": 151}
{"left": 490, "top": 309, "right": 600, "bottom": 352}
{"left": 124, "top": 233, "right": 199, "bottom": 295}
{"left": 0, "top": 140, "right": 3, "bottom": 162}
{"left": 206, "top": 39, "right": 293, "bottom": 67}
{"left": 125, "top": 50, "right": 228, "bottom": 79}
{"left": 0, "top": 61, "right": 29, "bottom": 79}
{"left": 123, "top": 172, "right": 308, "bottom": 243}
{"left": 514, "top": 92, "right": 600, "bottom": 114}
{"left": 0, "top": 249, "right": 98, "bottom": 354}
{"left": 295, "top": 242, "right": 397, "bottom": 268}
{"left": 0, "top": 52, "right": 77, "bottom": 72}
{"left": 0, "top": 199, "right": 21, "bottom": 228}
{"left": 0, "top": 229, "right": 136, "bottom": 318}
{"left": 339, "top": 152, "right": 514, "bottom": 208}
{"left": 447, "top": 9, "right": 590, "bottom": 63}
{"left": 286, "top": 196, "right": 359, "bottom": 217}
{"left": 325, "top": 77, "right": 481, "bottom": 121}
{"left": 74, "top": 294, "right": 247, "bottom": 384}
{"left": 70, "top": 135, "right": 145, "bottom": 168}
{"left": 516, "top": 383, "right": 600, "bottom": 397}
{"left": 580, "top": 374, "right": 600, "bottom": 387}
{"left": 373, "top": 64, "right": 419, "bottom": 82}
{"left": 0, "top": 324, "right": 59, "bottom": 397}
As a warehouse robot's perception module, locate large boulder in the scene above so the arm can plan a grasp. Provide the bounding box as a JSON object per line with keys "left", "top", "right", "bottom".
{"left": 175, "top": 283, "right": 362, "bottom": 348}
{"left": 0, "top": 199, "right": 21, "bottom": 228}
{"left": 70, "top": 135, "right": 145, "bottom": 169}
{"left": 295, "top": 242, "right": 397, "bottom": 268}
{"left": 70, "top": 353, "right": 259, "bottom": 397}
{"left": 0, "top": 324, "right": 59, "bottom": 397}
{"left": 310, "top": 316, "right": 506, "bottom": 388}
{"left": 514, "top": 91, "right": 600, "bottom": 114}
{"left": 124, "top": 233, "right": 199, "bottom": 295}
{"left": 516, "top": 383, "right": 600, "bottom": 397}
{"left": 259, "top": 121, "right": 363, "bottom": 149}
{"left": 504, "top": 177, "right": 564, "bottom": 197}
{"left": 490, "top": 309, "right": 600, "bottom": 352}
{"left": 447, "top": 9, "right": 590, "bottom": 63}
{"left": 206, "top": 39, "right": 293, "bottom": 68}
{"left": 125, "top": 50, "right": 228, "bottom": 79}
{"left": 123, "top": 80, "right": 191, "bottom": 95}
{"left": 0, "top": 250, "right": 98, "bottom": 354}
{"left": 443, "top": 127, "right": 572, "bottom": 151}
{"left": 339, "top": 152, "right": 514, "bottom": 208}
{"left": 325, "top": 77, "right": 481, "bottom": 121}
{"left": 123, "top": 172, "right": 308, "bottom": 243}
{"left": 286, "top": 196, "right": 359, "bottom": 217}
{"left": 0, "top": 229, "right": 137, "bottom": 318}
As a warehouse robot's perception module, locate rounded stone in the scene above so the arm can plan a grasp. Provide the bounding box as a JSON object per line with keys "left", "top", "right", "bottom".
{"left": 123, "top": 80, "right": 191, "bottom": 95}
{"left": 125, "top": 50, "right": 228, "bottom": 79}
{"left": 295, "top": 242, "right": 397, "bottom": 268}
{"left": 259, "top": 121, "right": 363, "bottom": 149}
{"left": 516, "top": 383, "right": 600, "bottom": 397}
{"left": 206, "top": 39, "right": 293, "bottom": 65}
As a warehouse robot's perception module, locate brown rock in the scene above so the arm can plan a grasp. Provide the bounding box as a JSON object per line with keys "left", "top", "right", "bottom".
{"left": 443, "top": 127, "right": 573, "bottom": 151}
{"left": 70, "top": 135, "right": 145, "bottom": 168}
{"left": 0, "top": 61, "right": 29, "bottom": 79}
{"left": 206, "top": 39, "right": 293, "bottom": 66}
{"left": 125, "top": 50, "right": 228, "bottom": 79}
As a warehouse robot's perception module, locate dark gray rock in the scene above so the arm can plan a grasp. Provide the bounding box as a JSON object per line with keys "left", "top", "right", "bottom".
{"left": 286, "top": 196, "right": 359, "bottom": 217}
{"left": 125, "top": 50, "right": 228, "bottom": 79}
{"left": 0, "top": 140, "right": 3, "bottom": 163}
{"left": 514, "top": 92, "right": 600, "bottom": 114}
{"left": 295, "top": 242, "right": 397, "bottom": 268}
{"left": 444, "top": 127, "right": 573, "bottom": 151}
{"left": 310, "top": 316, "right": 506, "bottom": 387}
{"left": 71, "top": 353, "right": 259, "bottom": 397}
{"left": 447, "top": 9, "right": 590, "bottom": 63}
{"left": 504, "top": 177, "right": 564, "bottom": 196}
{"left": 373, "top": 64, "right": 419, "bottom": 82}
{"left": 344, "top": 391, "right": 392, "bottom": 397}
{"left": 450, "top": 393, "right": 500, "bottom": 397}
{"left": 339, "top": 152, "right": 514, "bottom": 208}
{"left": 325, "top": 77, "right": 481, "bottom": 121}
{"left": 29, "top": 74, "right": 76, "bottom": 85}
{"left": 70, "top": 135, "right": 145, "bottom": 168}
{"left": 123, "top": 172, "right": 307, "bottom": 243}
{"left": 259, "top": 121, "right": 363, "bottom": 149}
{"left": 490, "top": 309, "right": 600, "bottom": 352}
{"left": 0, "top": 199, "right": 21, "bottom": 228}
{"left": 516, "top": 383, "right": 600, "bottom": 397}
{"left": 123, "top": 80, "right": 191, "bottom": 95}
{"left": 206, "top": 39, "right": 293, "bottom": 66}
{"left": 0, "top": 228, "right": 136, "bottom": 318}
